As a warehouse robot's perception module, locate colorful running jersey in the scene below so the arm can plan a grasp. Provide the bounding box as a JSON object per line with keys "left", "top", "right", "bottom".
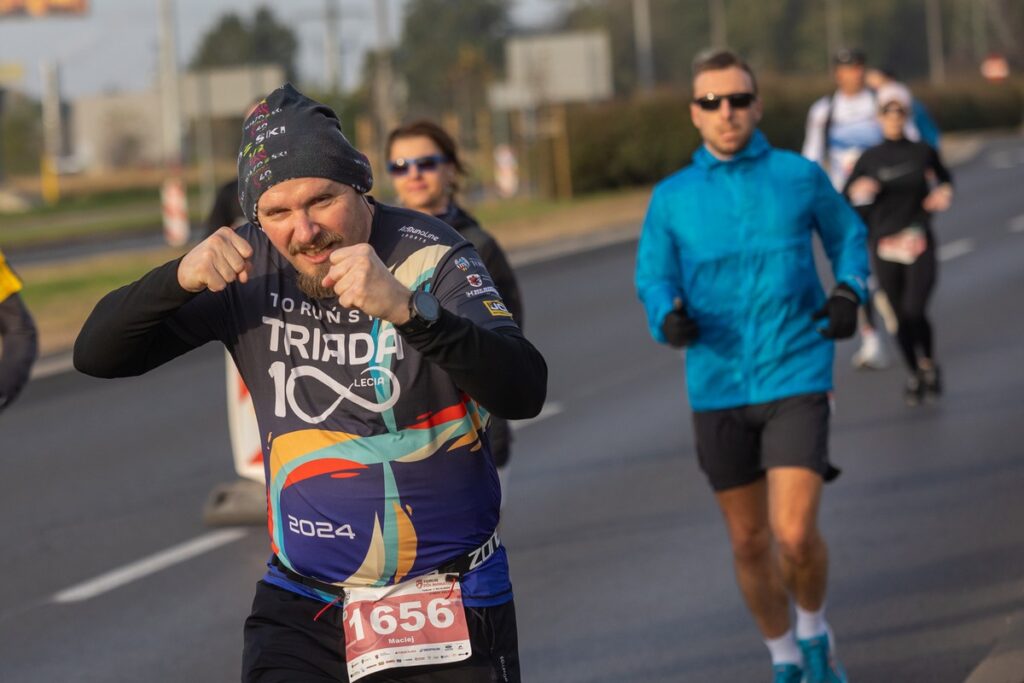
{"left": 0, "top": 248, "right": 24, "bottom": 302}
{"left": 165, "top": 202, "right": 518, "bottom": 606}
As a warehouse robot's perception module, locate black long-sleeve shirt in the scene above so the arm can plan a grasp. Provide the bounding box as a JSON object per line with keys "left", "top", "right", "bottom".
{"left": 440, "top": 204, "right": 524, "bottom": 327}
{"left": 844, "top": 138, "right": 952, "bottom": 242}
{"left": 75, "top": 204, "right": 546, "bottom": 421}
{"left": 76, "top": 203, "right": 546, "bottom": 597}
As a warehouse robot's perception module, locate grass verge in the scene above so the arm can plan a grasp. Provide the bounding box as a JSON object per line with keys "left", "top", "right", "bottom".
{"left": 17, "top": 248, "right": 187, "bottom": 357}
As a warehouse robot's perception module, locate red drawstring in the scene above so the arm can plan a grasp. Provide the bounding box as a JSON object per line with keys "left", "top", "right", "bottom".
{"left": 313, "top": 594, "right": 344, "bottom": 622}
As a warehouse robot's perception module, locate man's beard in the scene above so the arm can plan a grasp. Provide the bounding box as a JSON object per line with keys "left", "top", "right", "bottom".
{"left": 295, "top": 267, "right": 335, "bottom": 299}
{"left": 290, "top": 232, "right": 344, "bottom": 299}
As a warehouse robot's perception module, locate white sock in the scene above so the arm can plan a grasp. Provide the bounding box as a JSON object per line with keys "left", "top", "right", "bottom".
{"left": 795, "top": 604, "right": 828, "bottom": 640}
{"left": 764, "top": 629, "right": 803, "bottom": 666}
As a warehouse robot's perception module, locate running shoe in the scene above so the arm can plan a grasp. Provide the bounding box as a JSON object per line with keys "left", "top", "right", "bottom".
{"left": 921, "top": 365, "right": 942, "bottom": 403}
{"left": 851, "top": 329, "right": 890, "bottom": 370}
{"left": 798, "top": 633, "right": 847, "bottom": 683}
{"left": 772, "top": 662, "right": 804, "bottom": 683}
{"left": 904, "top": 372, "right": 923, "bottom": 407}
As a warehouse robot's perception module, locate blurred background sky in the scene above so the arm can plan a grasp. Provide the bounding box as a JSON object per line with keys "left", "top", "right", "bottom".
{"left": 0, "top": 0, "right": 1020, "bottom": 208}
{"left": 0, "top": 0, "right": 560, "bottom": 98}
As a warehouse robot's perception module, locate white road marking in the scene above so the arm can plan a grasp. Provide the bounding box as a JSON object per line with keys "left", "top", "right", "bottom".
{"left": 938, "top": 238, "right": 975, "bottom": 262}
{"left": 1009, "top": 215, "right": 1024, "bottom": 233}
{"left": 52, "top": 528, "right": 248, "bottom": 603}
{"left": 511, "top": 401, "right": 564, "bottom": 431}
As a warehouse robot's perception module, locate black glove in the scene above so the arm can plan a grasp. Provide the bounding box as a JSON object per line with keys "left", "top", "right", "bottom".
{"left": 661, "top": 299, "right": 699, "bottom": 348}
{"left": 812, "top": 283, "right": 860, "bottom": 339}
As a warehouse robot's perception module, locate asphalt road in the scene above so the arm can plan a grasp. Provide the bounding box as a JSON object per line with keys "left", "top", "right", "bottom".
{"left": 2, "top": 137, "right": 1024, "bottom": 682}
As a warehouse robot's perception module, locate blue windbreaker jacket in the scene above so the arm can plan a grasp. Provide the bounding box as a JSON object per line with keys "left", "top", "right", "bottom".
{"left": 635, "top": 130, "right": 869, "bottom": 411}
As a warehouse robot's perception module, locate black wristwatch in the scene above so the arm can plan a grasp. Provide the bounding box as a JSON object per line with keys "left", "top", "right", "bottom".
{"left": 399, "top": 288, "right": 441, "bottom": 333}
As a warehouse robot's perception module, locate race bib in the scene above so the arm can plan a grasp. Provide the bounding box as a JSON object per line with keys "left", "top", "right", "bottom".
{"left": 877, "top": 226, "right": 927, "bottom": 265}
{"left": 342, "top": 574, "right": 472, "bottom": 681}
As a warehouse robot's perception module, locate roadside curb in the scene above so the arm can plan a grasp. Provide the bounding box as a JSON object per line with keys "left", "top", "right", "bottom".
{"left": 30, "top": 350, "right": 74, "bottom": 381}
{"left": 965, "top": 612, "right": 1024, "bottom": 683}
{"left": 941, "top": 127, "right": 1023, "bottom": 167}
{"left": 509, "top": 221, "right": 639, "bottom": 267}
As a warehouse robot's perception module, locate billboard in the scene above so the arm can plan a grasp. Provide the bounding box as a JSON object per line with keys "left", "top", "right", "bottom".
{"left": 0, "top": 0, "right": 88, "bottom": 17}
{"left": 488, "top": 31, "right": 613, "bottom": 111}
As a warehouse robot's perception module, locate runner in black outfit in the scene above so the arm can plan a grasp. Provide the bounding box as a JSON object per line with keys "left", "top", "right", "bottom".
{"left": 844, "top": 83, "right": 953, "bottom": 405}
{"left": 386, "top": 121, "right": 523, "bottom": 506}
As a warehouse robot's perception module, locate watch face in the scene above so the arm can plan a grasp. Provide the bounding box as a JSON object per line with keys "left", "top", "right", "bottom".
{"left": 414, "top": 290, "right": 440, "bottom": 322}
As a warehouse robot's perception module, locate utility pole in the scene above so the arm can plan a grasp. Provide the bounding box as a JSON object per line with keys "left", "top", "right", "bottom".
{"left": 824, "top": 0, "right": 843, "bottom": 67}
{"left": 925, "top": 0, "right": 947, "bottom": 85}
{"left": 710, "top": 0, "right": 727, "bottom": 48}
{"left": 158, "top": 0, "right": 183, "bottom": 168}
{"left": 373, "top": 0, "right": 397, "bottom": 135}
{"left": 158, "top": 0, "right": 189, "bottom": 247}
{"left": 632, "top": 0, "right": 654, "bottom": 93}
{"left": 972, "top": 0, "right": 989, "bottom": 65}
{"left": 324, "top": 0, "right": 341, "bottom": 93}
{"left": 39, "top": 61, "right": 61, "bottom": 204}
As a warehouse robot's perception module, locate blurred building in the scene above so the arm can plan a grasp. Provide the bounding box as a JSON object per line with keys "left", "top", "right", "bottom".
{"left": 488, "top": 31, "right": 613, "bottom": 111}
{"left": 70, "top": 64, "right": 283, "bottom": 172}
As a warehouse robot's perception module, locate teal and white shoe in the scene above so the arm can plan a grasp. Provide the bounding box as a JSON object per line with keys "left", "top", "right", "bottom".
{"left": 772, "top": 662, "right": 804, "bottom": 683}
{"left": 798, "top": 632, "right": 848, "bottom": 683}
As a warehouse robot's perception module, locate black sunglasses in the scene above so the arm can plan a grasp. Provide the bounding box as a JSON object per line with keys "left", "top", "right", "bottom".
{"left": 387, "top": 154, "right": 449, "bottom": 176}
{"left": 692, "top": 92, "right": 756, "bottom": 111}
{"left": 880, "top": 104, "right": 907, "bottom": 116}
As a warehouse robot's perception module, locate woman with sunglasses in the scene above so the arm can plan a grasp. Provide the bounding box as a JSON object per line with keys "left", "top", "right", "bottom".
{"left": 386, "top": 120, "right": 524, "bottom": 504}
{"left": 844, "top": 83, "right": 953, "bottom": 406}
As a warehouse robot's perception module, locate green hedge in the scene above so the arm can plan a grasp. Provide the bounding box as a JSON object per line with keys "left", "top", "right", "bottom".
{"left": 566, "top": 80, "right": 1023, "bottom": 194}
{"left": 915, "top": 82, "right": 1024, "bottom": 132}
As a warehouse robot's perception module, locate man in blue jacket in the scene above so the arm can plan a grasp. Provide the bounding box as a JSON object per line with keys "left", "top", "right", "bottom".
{"left": 636, "top": 50, "right": 868, "bottom": 683}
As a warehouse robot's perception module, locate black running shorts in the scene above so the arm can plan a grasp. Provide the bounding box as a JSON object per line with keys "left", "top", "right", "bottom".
{"left": 242, "top": 581, "right": 521, "bottom": 683}
{"left": 692, "top": 392, "right": 838, "bottom": 492}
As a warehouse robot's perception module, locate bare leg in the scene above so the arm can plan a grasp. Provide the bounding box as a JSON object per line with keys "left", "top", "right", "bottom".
{"left": 715, "top": 478, "right": 791, "bottom": 638}
{"left": 767, "top": 467, "right": 828, "bottom": 611}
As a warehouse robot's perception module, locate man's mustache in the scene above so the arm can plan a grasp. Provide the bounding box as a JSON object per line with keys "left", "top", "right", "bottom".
{"left": 290, "top": 233, "right": 344, "bottom": 256}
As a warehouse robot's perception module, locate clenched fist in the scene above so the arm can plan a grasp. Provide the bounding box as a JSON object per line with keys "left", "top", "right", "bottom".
{"left": 177, "top": 227, "right": 254, "bottom": 293}
{"left": 321, "top": 243, "right": 412, "bottom": 324}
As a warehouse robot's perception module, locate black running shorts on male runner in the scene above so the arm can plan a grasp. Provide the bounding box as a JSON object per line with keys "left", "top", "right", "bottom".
{"left": 692, "top": 392, "right": 838, "bottom": 492}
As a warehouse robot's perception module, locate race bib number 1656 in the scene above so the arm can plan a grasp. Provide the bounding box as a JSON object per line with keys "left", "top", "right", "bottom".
{"left": 342, "top": 574, "right": 472, "bottom": 681}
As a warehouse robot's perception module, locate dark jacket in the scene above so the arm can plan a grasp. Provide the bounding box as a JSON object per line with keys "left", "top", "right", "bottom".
{"left": 442, "top": 204, "right": 524, "bottom": 328}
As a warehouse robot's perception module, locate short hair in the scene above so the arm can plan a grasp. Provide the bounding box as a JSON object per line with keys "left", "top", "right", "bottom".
{"left": 832, "top": 47, "right": 867, "bottom": 66}
{"left": 386, "top": 120, "right": 466, "bottom": 178}
{"left": 691, "top": 49, "right": 758, "bottom": 95}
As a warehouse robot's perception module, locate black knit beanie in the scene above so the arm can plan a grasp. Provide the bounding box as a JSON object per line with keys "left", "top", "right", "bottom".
{"left": 237, "top": 83, "right": 373, "bottom": 224}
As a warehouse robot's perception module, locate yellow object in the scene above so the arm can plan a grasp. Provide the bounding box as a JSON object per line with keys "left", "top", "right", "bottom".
{"left": 40, "top": 154, "right": 60, "bottom": 205}
{"left": 0, "top": 248, "right": 24, "bottom": 302}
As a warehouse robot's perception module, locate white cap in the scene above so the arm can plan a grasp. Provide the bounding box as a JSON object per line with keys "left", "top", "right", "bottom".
{"left": 876, "top": 82, "right": 912, "bottom": 109}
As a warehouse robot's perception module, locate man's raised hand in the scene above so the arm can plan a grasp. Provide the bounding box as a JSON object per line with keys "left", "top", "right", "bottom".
{"left": 321, "top": 243, "right": 412, "bottom": 324}
{"left": 177, "top": 227, "right": 254, "bottom": 293}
